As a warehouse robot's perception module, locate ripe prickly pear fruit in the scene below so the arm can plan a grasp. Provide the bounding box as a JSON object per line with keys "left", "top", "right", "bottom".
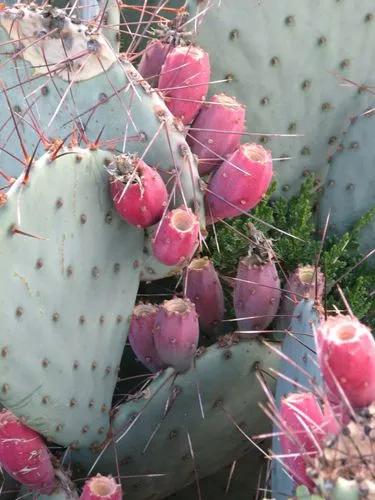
{"left": 317, "top": 315, "right": 375, "bottom": 408}
{"left": 277, "top": 265, "right": 325, "bottom": 331}
{"left": 109, "top": 153, "right": 167, "bottom": 228}
{"left": 138, "top": 39, "right": 171, "bottom": 88}
{"left": 158, "top": 45, "right": 211, "bottom": 125}
{"left": 187, "top": 93, "right": 246, "bottom": 176}
{"left": 80, "top": 474, "right": 122, "bottom": 500}
{"left": 205, "top": 143, "right": 273, "bottom": 223}
{"left": 184, "top": 257, "right": 224, "bottom": 337}
{"left": 153, "top": 298, "right": 199, "bottom": 372}
{"left": 128, "top": 303, "right": 166, "bottom": 373}
{"left": 234, "top": 225, "right": 280, "bottom": 332}
{"left": 151, "top": 206, "right": 200, "bottom": 266}
{"left": 279, "top": 392, "right": 326, "bottom": 489}
{"left": 0, "top": 410, "right": 55, "bottom": 493}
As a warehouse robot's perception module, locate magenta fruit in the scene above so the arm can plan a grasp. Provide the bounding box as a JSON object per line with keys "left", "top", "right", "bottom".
{"left": 151, "top": 206, "right": 200, "bottom": 266}
{"left": 279, "top": 392, "right": 326, "bottom": 489}
{"left": 110, "top": 154, "right": 167, "bottom": 228}
{"left": 153, "top": 297, "right": 199, "bottom": 372}
{"left": 234, "top": 225, "right": 280, "bottom": 332}
{"left": 138, "top": 39, "right": 171, "bottom": 88}
{"left": 184, "top": 257, "right": 225, "bottom": 337}
{"left": 187, "top": 93, "right": 246, "bottom": 176}
{"left": 0, "top": 410, "right": 55, "bottom": 493}
{"left": 80, "top": 474, "right": 122, "bottom": 500}
{"left": 128, "top": 303, "right": 166, "bottom": 373}
{"left": 205, "top": 143, "right": 273, "bottom": 223}
{"left": 277, "top": 265, "right": 325, "bottom": 331}
{"left": 317, "top": 315, "right": 375, "bottom": 408}
{"left": 158, "top": 45, "right": 211, "bottom": 125}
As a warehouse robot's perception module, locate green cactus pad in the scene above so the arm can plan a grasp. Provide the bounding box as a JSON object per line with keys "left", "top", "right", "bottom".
{"left": 185, "top": 0, "right": 374, "bottom": 197}
{"left": 319, "top": 111, "right": 375, "bottom": 257}
{"left": 72, "top": 336, "right": 278, "bottom": 500}
{"left": 0, "top": 146, "right": 144, "bottom": 447}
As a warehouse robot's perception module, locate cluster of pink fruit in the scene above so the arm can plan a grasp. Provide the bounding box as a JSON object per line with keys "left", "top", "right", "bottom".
{"left": 278, "top": 314, "right": 375, "bottom": 489}
{"left": 128, "top": 234, "right": 282, "bottom": 378}
{"left": 110, "top": 42, "right": 273, "bottom": 266}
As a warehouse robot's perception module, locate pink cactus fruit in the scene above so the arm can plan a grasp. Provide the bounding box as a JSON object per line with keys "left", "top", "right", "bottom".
{"left": 128, "top": 303, "right": 166, "bottom": 373}
{"left": 184, "top": 257, "right": 225, "bottom": 337}
{"left": 279, "top": 392, "right": 327, "bottom": 489}
{"left": 0, "top": 410, "right": 55, "bottom": 493}
{"left": 205, "top": 143, "right": 273, "bottom": 224}
{"left": 234, "top": 225, "right": 280, "bottom": 332}
{"left": 158, "top": 45, "right": 211, "bottom": 125}
{"left": 151, "top": 206, "right": 200, "bottom": 266}
{"left": 316, "top": 315, "right": 375, "bottom": 408}
{"left": 153, "top": 297, "right": 199, "bottom": 372}
{"left": 138, "top": 39, "right": 171, "bottom": 88}
{"left": 187, "top": 93, "right": 246, "bottom": 176}
{"left": 109, "top": 154, "right": 167, "bottom": 228}
{"left": 277, "top": 265, "right": 325, "bottom": 331}
{"left": 80, "top": 474, "right": 122, "bottom": 500}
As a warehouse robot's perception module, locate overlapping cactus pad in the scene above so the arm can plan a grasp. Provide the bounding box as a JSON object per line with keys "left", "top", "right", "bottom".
{"left": 73, "top": 338, "right": 279, "bottom": 500}
{"left": 186, "top": 0, "right": 375, "bottom": 197}
{"left": 0, "top": 146, "right": 143, "bottom": 447}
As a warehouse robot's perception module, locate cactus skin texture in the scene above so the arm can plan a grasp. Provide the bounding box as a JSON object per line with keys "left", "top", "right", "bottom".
{"left": 187, "top": 93, "right": 246, "bottom": 176}
{"left": 184, "top": 257, "right": 225, "bottom": 337}
{"left": 316, "top": 315, "right": 375, "bottom": 409}
{"left": 319, "top": 111, "right": 375, "bottom": 258}
{"left": 185, "top": 0, "right": 375, "bottom": 199}
{"left": 0, "top": 147, "right": 144, "bottom": 447}
{"left": 205, "top": 143, "right": 273, "bottom": 223}
{"left": 128, "top": 303, "right": 166, "bottom": 373}
{"left": 272, "top": 299, "right": 323, "bottom": 499}
{"left": 72, "top": 338, "right": 278, "bottom": 500}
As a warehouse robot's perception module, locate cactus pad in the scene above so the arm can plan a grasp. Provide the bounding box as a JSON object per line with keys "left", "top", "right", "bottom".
{"left": 0, "top": 146, "right": 144, "bottom": 448}
{"left": 186, "top": 0, "right": 375, "bottom": 197}
{"left": 72, "top": 337, "right": 278, "bottom": 500}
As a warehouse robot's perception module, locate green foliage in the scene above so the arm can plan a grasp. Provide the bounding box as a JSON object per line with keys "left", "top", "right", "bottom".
{"left": 204, "top": 175, "right": 375, "bottom": 327}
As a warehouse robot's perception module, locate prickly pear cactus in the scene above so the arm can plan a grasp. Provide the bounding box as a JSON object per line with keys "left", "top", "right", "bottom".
{"left": 72, "top": 337, "right": 278, "bottom": 500}
{"left": 0, "top": 146, "right": 144, "bottom": 447}
{"left": 185, "top": 0, "right": 375, "bottom": 198}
